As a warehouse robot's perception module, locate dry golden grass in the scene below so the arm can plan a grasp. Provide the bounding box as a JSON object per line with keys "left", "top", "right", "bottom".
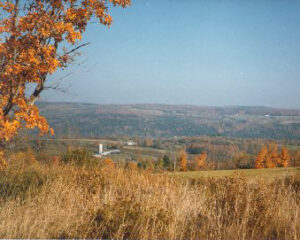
{"left": 176, "top": 167, "right": 300, "bottom": 179}
{"left": 0, "top": 164, "right": 299, "bottom": 239}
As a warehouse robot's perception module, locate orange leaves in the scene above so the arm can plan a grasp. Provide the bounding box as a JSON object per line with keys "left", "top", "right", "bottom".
{"left": 255, "top": 145, "right": 267, "bottom": 169}
{"left": 280, "top": 147, "right": 290, "bottom": 167}
{"left": 50, "top": 128, "right": 55, "bottom": 136}
{"left": 104, "top": 15, "right": 113, "bottom": 26}
{"left": 50, "top": 0, "right": 63, "bottom": 9}
{"left": 66, "top": 28, "right": 82, "bottom": 44}
{"left": 0, "top": 101, "right": 52, "bottom": 142}
{"left": 0, "top": 119, "right": 21, "bottom": 141}
{"left": 178, "top": 148, "right": 187, "bottom": 171}
{"left": 109, "top": 0, "right": 131, "bottom": 7}
{"left": 194, "top": 152, "right": 207, "bottom": 170}
{"left": 255, "top": 144, "right": 290, "bottom": 169}
{"left": 0, "top": 2, "right": 15, "bottom": 14}
{"left": 0, "top": 0, "right": 131, "bottom": 142}
{"left": 265, "top": 155, "right": 276, "bottom": 168}
{"left": 21, "top": 106, "right": 50, "bottom": 135}
{"left": 65, "top": 8, "right": 89, "bottom": 26}
{"left": 103, "top": 157, "right": 115, "bottom": 169}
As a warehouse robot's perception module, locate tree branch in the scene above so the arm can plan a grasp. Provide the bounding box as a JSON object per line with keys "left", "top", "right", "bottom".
{"left": 27, "top": 74, "right": 47, "bottom": 106}
{"left": 62, "top": 42, "right": 90, "bottom": 56}
{"left": 2, "top": 0, "right": 20, "bottom": 117}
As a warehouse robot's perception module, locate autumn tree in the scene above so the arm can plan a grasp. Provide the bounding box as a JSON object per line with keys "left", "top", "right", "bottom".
{"left": 265, "top": 154, "right": 275, "bottom": 168}
{"left": 269, "top": 143, "right": 279, "bottom": 167}
{"left": 193, "top": 152, "right": 207, "bottom": 170}
{"left": 178, "top": 148, "right": 187, "bottom": 171}
{"left": 0, "top": 0, "right": 131, "bottom": 144}
{"left": 280, "top": 146, "right": 290, "bottom": 167}
{"left": 255, "top": 144, "right": 290, "bottom": 169}
{"left": 255, "top": 145, "right": 267, "bottom": 169}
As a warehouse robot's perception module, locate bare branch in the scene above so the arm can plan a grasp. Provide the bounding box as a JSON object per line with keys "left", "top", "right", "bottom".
{"left": 62, "top": 42, "right": 90, "bottom": 56}
{"left": 44, "top": 84, "right": 70, "bottom": 93}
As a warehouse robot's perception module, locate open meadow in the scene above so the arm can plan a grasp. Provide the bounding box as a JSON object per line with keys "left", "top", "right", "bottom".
{"left": 0, "top": 161, "right": 299, "bottom": 239}
{"left": 175, "top": 167, "right": 300, "bottom": 180}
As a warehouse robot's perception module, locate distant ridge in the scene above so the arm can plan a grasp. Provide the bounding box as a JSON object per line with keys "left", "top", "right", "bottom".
{"left": 37, "top": 101, "right": 300, "bottom": 112}
{"left": 37, "top": 101, "right": 300, "bottom": 140}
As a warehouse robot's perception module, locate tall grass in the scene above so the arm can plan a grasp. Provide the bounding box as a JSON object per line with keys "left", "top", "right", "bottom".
{"left": 0, "top": 165, "right": 299, "bottom": 239}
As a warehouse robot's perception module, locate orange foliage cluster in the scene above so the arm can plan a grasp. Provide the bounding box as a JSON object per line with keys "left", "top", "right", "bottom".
{"left": 255, "top": 143, "right": 290, "bottom": 169}
{"left": 193, "top": 152, "right": 207, "bottom": 170}
{"left": 0, "top": 0, "right": 130, "bottom": 143}
{"left": 103, "top": 157, "right": 115, "bottom": 169}
{"left": 178, "top": 148, "right": 187, "bottom": 171}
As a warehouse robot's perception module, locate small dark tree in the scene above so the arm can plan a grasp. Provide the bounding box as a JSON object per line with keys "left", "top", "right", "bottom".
{"left": 163, "top": 155, "right": 172, "bottom": 170}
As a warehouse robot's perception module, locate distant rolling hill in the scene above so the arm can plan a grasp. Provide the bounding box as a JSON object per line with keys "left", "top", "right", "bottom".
{"left": 37, "top": 102, "right": 300, "bottom": 140}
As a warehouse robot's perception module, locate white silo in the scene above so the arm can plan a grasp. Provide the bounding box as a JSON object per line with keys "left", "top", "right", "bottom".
{"left": 99, "top": 144, "right": 103, "bottom": 154}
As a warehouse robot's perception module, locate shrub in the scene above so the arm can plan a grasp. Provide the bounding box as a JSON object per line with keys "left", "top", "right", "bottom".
{"left": 126, "top": 161, "right": 138, "bottom": 170}
{"left": 162, "top": 155, "right": 172, "bottom": 170}
{"left": 60, "top": 148, "right": 93, "bottom": 166}
{"left": 102, "top": 158, "right": 115, "bottom": 169}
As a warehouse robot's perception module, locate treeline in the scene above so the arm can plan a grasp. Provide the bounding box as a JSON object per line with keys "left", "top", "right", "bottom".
{"left": 1, "top": 143, "right": 300, "bottom": 173}
{"left": 255, "top": 144, "right": 289, "bottom": 168}
{"left": 2, "top": 135, "right": 300, "bottom": 172}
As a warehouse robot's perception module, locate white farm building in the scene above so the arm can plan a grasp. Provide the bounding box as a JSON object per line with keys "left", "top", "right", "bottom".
{"left": 93, "top": 144, "right": 120, "bottom": 158}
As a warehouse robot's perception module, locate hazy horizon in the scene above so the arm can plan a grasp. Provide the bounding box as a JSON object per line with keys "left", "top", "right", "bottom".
{"left": 38, "top": 100, "right": 300, "bottom": 110}
{"left": 42, "top": 0, "right": 300, "bottom": 109}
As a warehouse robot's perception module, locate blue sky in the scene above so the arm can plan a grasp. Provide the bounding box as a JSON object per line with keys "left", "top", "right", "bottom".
{"left": 43, "top": 0, "right": 300, "bottom": 109}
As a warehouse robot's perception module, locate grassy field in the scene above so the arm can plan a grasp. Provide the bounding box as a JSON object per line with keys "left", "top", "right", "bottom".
{"left": 0, "top": 161, "right": 300, "bottom": 239}
{"left": 175, "top": 167, "right": 300, "bottom": 179}
{"left": 1, "top": 150, "right": 300, "bottom": 239}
